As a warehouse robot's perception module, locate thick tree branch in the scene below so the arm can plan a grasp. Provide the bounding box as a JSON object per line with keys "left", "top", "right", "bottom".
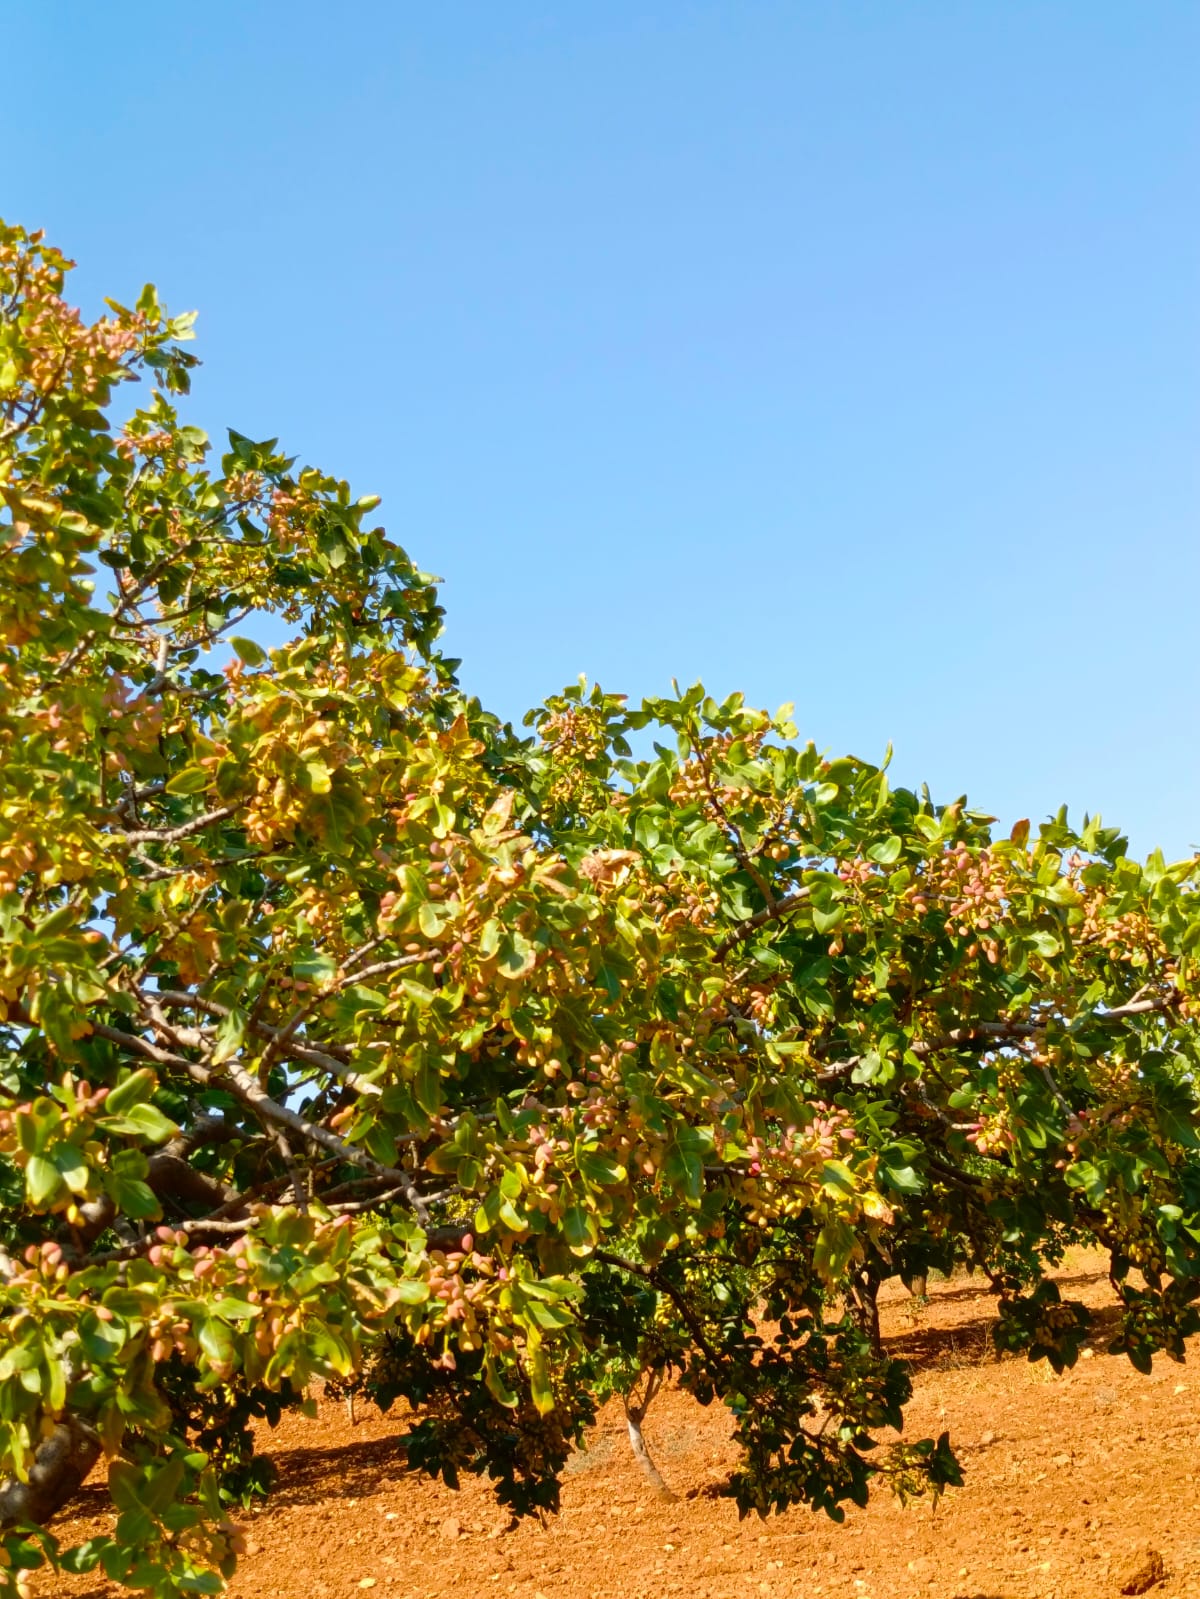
{"left": 0, "top": 1416, "right": 101, "bottom": 1532}
{"left": 151, "top": 988, "right": 382, "bottom": 1096}
{"left": 111, "top": 807, "right": 237, "bottom": 846}
{"left": 89, "top": 1018, "right": 431, "bottom": 1219}
{"left": 71, "top": 1149, "right": 237, "bottom": 1248}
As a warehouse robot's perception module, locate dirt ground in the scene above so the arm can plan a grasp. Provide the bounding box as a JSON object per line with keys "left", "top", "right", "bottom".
{"left": 44, "top": 1249, "right": 1200, "bottom": 1599}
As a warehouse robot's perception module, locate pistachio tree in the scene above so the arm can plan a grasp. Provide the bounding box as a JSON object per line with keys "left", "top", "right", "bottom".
{"left": 3, "top": 220, "right": 1200, "bottom": 1596}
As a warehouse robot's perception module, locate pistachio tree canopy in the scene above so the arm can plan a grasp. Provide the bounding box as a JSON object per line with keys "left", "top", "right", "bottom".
{"left": 3, "top": 220, "right": 1200, "bottom": 1596}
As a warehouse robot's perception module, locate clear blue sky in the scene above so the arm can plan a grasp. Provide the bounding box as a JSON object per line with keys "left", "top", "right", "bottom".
{"left": 11, "top": 4, "right": 1198, "bottom": 858}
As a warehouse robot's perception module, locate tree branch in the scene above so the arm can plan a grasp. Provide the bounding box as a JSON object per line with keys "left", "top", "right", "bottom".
{"left": 595, "top": 1250, "right": 725, "bottom": 1371}
{"left": 715, "top": 887, "right": 811, "bottom": 958}
{"left": 814, "top": 988, "right": 1183, "bottom": 1082}
{"left": 150, "top": 989, "right": 383, "bottom": 1096}
{"left": 89, "top": 1017, "right": 430, "bottom": 1220}
{"left": 0, "top": 1416, "right": 101, "bottom": 1532}
{"left": 111, "top": 807, "right": 237, "bottom": 846}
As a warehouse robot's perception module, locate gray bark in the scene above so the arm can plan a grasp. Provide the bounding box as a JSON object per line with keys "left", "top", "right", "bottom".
{"left": 622, "top": 1372, "right": 676, "bottom": 1501}
{"left": 0, "top": 1416, "right": 101, "bottom": 1531}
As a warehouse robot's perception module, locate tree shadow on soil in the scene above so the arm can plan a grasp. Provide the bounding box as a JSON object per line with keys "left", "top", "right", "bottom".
{"left": 898, "top": 1264, "right": 1108, "bottom": 1311}
{"left": 261, "top": 1431, "right": 413, "bottom": 1508}
{"left": 885, "top": 1281, "right": 1123, "bottom": 1374}
{"left": 885, "top": 1314, "right": 1003, "bottom": 1372}
{"left": 62, "top": 1432, "right": 419, "bottom": 1526}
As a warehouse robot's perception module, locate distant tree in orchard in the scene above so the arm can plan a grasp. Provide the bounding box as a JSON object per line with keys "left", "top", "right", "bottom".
{"left": 3, "top": 219, "right": 1200, "bottom": 1596}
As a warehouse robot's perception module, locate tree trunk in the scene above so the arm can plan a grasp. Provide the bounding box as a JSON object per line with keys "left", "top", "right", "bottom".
{"left": 848, "top": 1267, "right": 882, "bottom": 1356}
{"left": 0, "top": 1416, "right": 102, "bottom": 1531}
{"left": 622, "top": 1373, "right": 677, "bottom": 1501}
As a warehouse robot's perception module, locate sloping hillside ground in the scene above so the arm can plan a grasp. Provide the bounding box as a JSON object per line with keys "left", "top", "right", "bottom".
{"left": 47, "top": 1250, "right": 1200, "bottom": 1599}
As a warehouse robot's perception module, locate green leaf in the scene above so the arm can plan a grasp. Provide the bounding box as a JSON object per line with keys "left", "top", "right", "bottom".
{"left": 528, "top": 1342, "right": 554, "bottom": 1415}
{"left": 520, "top": 1275, "right": 583, "bottom": 1302}
{"left": 812, "top": 904, "right": 845, "bottom": 934}
{"left": 54, "top": 1145, "right": 92, "bottom": 1195}
{"left": 61, "top": 1540, "right": 111, "bottom": 1576}
{"left": 525, "top": 1297, "right": 574, "bottom": 1330}
{"left": 142, "top": 1454, "right": 186, "bottom": 1516}
{"left": 497, "top": 931, "right": 537, "bottom": 980}
{"left": 198, "top": 1319, "right": 234, "bottom": 1365}
{"left": 304, "top": 758, "right": 332, "bottom": 795}
{"left": 813, "top": 1217, "right": 858, "bottom": 1281}
{"left": 850, "top": 1051, "right": 882, "bottom": 1085}
{"left": 111, "top": 1102, "right": 179, "bottom": 1144}
{"left": 881, "top": 1161, "right": 924, "bottom": 1194}
{"left": 294, "top": 954, "right": 337, "bottom": 985}
{"left": 500, "top": 1165, "right": 524, "bottom": 1201}
{"left": 562, "top": 1205, "right": 598, "bottom": 1254}
{"left": 26, "top": 1153, "right": 63, "bottom": 1208}
{"left": 36, "top": 904, "right": 79, "bottom": 937}
{"left": 229, "top": 635, "right": 267, "bottom": 667}
{"left": 164, "top": 767, "right": 211, "bottom": 796}
{"left": 663, "top": 1139, "right": 704, "bottom": 1204}
{"left": 108, "top": 1462, "right": 145, "bottom": 1517}
{"left": 207, "top": 1298, "right": 259, "bottom": 1321}
{"left": 596, "top": 963, "right": 622, "bottom": 1002}
{"left": 304, "top": 1323, "right": 352, "bottom": 1376}
{"left": 1152, "top": 1092, "right": 1200, "bottom": 1150}
{"left": 105, "top": 1068, "right": 156, "bottom": 1115}
{"left": 575, "top": 1148, "right": 627, "bottom": 1189}
{"left": 399, "top": 976, "right": 434, "bottom": 1005}
{"left": 210, "top": 1008, "right": 248, "bottom": 1066}
{"left": 820, "top": 1159, "right": 858, "bottom": 1197}
{"left": 109, "top": 1175, "right": 161, "bottom": 1220}
{"left": 484, "top": 1352, "right": 519, "bottom": 1408}
{"left": 178, "top": 1572, "right": 224, "bottom": 1595}
{"left": 866, "top": 835, "right": 902, "bottom": 866}
{"left": 79, "top": 1311, "right": 127, "bottom": 1363}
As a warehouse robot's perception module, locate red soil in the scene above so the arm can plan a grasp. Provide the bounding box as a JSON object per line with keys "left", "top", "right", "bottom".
{"left": 44, "top": 1250, "right": 1200, "bottom": 1599}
